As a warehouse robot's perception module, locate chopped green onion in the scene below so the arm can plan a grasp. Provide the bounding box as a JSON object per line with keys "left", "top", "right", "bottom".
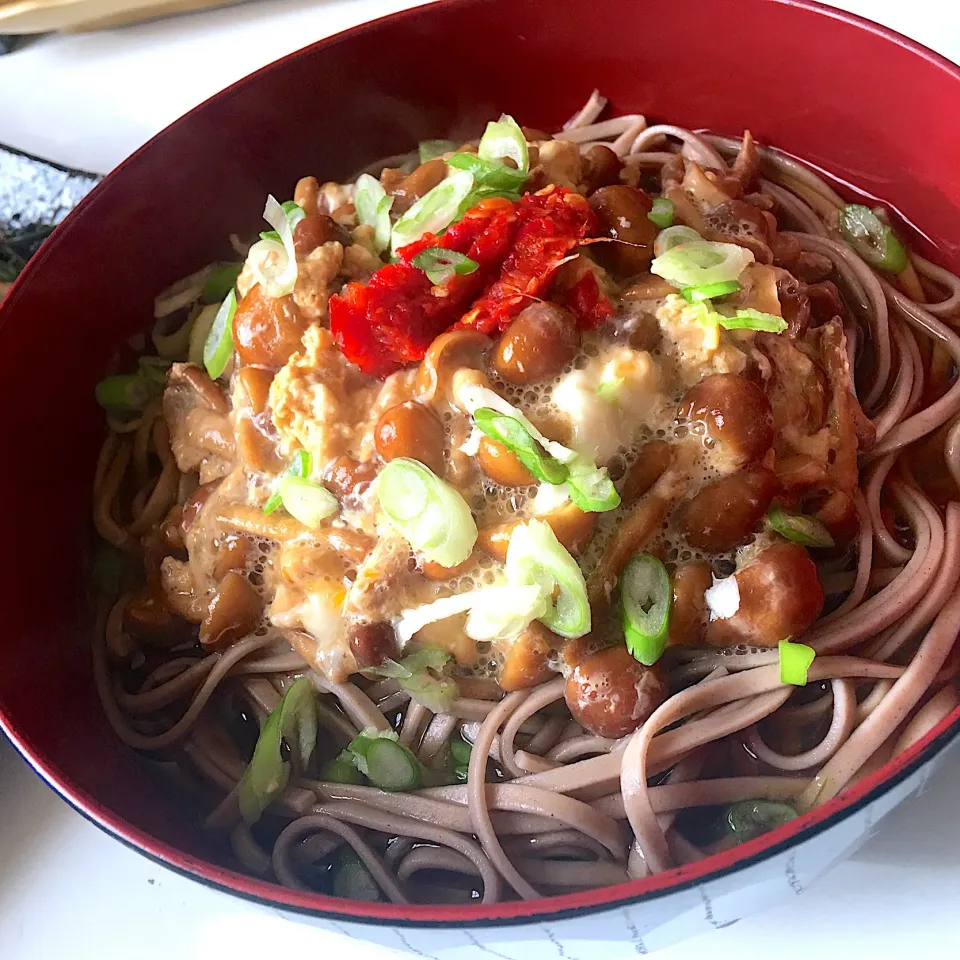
{"left": 202, "top": 288, "right": 237, "bottom": 379}
{"left": 566, "top": 457, "right": 621, "bottom": 514}
{"left": 620, "top": 554, "right": 671, "bottom": 666}
{"left": 477, "top": 114, "right": 529, "bottom": 173}
{"left": 391, "top": 170, "right": 475, "bottom": 255}
{"left": 202, "top": 262, "right": 243, "bottom": 303}
{"left": 419, "top": 139, "right": 458, "bottom": 163}
{"left": 364, "top": 647, "right": 457, "bottom": 714}
{"left": 506, "top": 519, "right": 591, "bottom": 639}
{"left": 726, "top": 800, "right": 798, "bottom": 843}
{"left": 680, "top": 279, "right": 742, "bottom": 303}
{"left": 652, "top": 239, "right": 755, "bottom": 288}
{"left": 348, "top": 729, "right": 422, "bottom": 791}
{"left": 716, "top": 307, "right": 787, "bottom": 333}
{"left": 647, "top": 197, "right": 675, "bottom": 229}
{"left": 767, "top": 505, "right": 835, "bottom": 548}
{"left": 277, "top": 476, "right": 338, "bottom": 529}
{"left": 448, "top": 153, "right": 528, "bottom": 192}
{"left": 376, "top": 458, "right": 478, "bottom": 567}
{"left": 411, "top": 247, "right": 479, "bottom": 285}
{"left": 838, "top": 204, "right": 907, "bottom": 273}
{"left": 779, "top": 639, "right": 816, "bottom": 686}
{"left": 450, "top": 736, "right": 472, "bottom": 765}
{"left": 473, "top": 407, "right": 569, "bottom": 485}
{"left": 237, "top": 676, "right": 318, "bottom": 824}
{"left": 262, "top": 491, "right": 283, "bottom": 515}
{"left": 653, "top": 225, "right": 701, "bottom": 258}
{"left": 244, "top": 196, "right": 305, "bottom": 298}
{"left": 354, "top": 173, "right": 394, "bottom": 254}
{"left": 332, "top": 851, "right": 382, "bottom": 901}
{"left": 290, "top": 448, "right": 312, "bottom": 479}
{"left": 320, "top": 751, "right": 365, "bottom": 784}
{"left": 94, "top": 372, "right": 162, "bottom": 415}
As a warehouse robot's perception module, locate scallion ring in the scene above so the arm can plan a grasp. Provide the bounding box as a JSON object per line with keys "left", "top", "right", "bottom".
{"left": 779, "top": 639, "right": 815, "bottom": 686}
{"left": 680, "top": 279, "right": 742, "bottom": 303}
{"left": 376, "top": 458, "right": 477, "bottom": 567}
{"left": 505, "top": 519, "right": 591, "bottom": 639}
{"left": 647, "top": 197, "right": 675, "bottom": 229}
{"left": 411, "top": 247, "right": 479, "bottom": 285}
{"left": 651, "top": 239, "right": 754, "bottom": 287}
{"left": 566, "top": 457, "right": 621, "bottom": 513}
{"left": 726, "top": 800, "right": 798, "bottom": 843}
{"left": 477, "top": 113, "right": 529, "bottom": 173}
{"left": 838, "top": 204, "right": 907, "bottom": 273}
{"left": 391, "top": 170, "right": 475, "bottom": 255}
{"left": 473, "top": 407, "right": 569, "bottom": 485}
{"left": 448, "top": 152, "right": 528, "bottom": 192}
{"left": 354, "top": 173, "right": 394, "bottom": 254}
{"left": 715, "top": 307, "right": 787, "bottom": 333}
{"left": 236, "top": 676, "right": 318, "bottom": 824}
{"left": 202, "top": 289, "right": 237, "bottom": 380}
{"left": 653, "top": 225, "right": 701, "bottom": 258}
{"left": 620, "top": 554, "right": 671, "bottom": 666}
{"left": 767, "top": 505, "right": 835, "bottom": 548}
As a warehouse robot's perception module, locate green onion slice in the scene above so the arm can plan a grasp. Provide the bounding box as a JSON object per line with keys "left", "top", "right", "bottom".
{"left": 767, "top": 505, "right": 835, "bottom": 548}
{"left": 95, "top": 372, "right": 162, "bottom": 415}
{"left": 290, "top": 448, "right": 312, "bottom": 478}
{"left": 237, "top": 676, "right": 318, "bottom": 824}
{"left": 419, "top": 139, "right": 458, "bottom": 163}
{"left": 473, "top": 407, "right": 569, "bottom": 485}
{"left": 332, "top": 851, "right": 383, "bottom": 901}
{"left": 448, "top": 152, "right": 528, "bottom": 192}
{"left": 137, "top": 355, "right": 171, "bottom": 386}
{"left": 620, "top": 554, "right": 671, "bottom": 666}
{"left": 354, "top": 173, "right": 394, "bottom": 254}
{"left": 456, "top": 184, "right": 523, "bottom": 219}
{"left": 779, "top": 639, "right": 816, "bottom": 686}
{"left": 202, "top": 262, "right": 243, "bottom": 303}
{"left": 391, "top": 170, "right": 475, "bottom": 254}
{"left": 320, "top": 751, "right": 365, "bottom": 785}
{"left": 477, "top": 114, "right": 529, "bottom": 173}
{"left": 277, "top": 476, "right": 338, "bottom": 529}
{"left": 726, "top": 799, "right": 798, "bottom": 843}
{"left": 203, "top": 288, "right": 237, "bottom": 379}
{"left": 652, "top": 239, "right": 754, "bottom": 287}
{"left": 838, "top": 204, "right": 907, "bottom": 273}
{"left": 680, "top": 279, "right": 742, "bottom": 303}
{"left": 647, "top": 197, "right": 675, "bottom": 229}
{"left": 376, "top": 458, "right": 478, "bottom": 567}
{"left": 566, "top": 457, "right": 621, "bottom": 513}
{"left": 411, "top": 247, "right": 479, "bottom": 285}
{"left": 245, "top": 196, "right": 305, "bottom": 298}
{"left": 363, "top": 647, "right": 457, "bottom": 714}
{"left": 347, "top": 728, "right": 422, "bottom": 791}
{"left": 715, "top": 307, "right": 787, "bottom": 333}
{"left": 506, "top": 519, "right": 591, "bottom": 639}
{"left": 653, "top": 225, "right": 701, "bottom": 258}
{"left": 262, "top": 491, "right": 283, "bottom": 516}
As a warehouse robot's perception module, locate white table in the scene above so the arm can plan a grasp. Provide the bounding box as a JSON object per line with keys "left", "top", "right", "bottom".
{"left": 2, "top": 1, "right": 960, "bottom": 957}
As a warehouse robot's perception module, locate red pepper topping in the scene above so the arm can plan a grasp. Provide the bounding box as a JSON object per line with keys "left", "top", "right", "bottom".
{"left": 564, "top": 269, "right": 616, "bottom": 329}
{"left": 329, "top": 187, "right": 600, "bottom": 376}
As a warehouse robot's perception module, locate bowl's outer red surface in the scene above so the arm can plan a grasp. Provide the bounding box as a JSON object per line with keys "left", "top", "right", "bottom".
{"left": 1, "top": 0, "right": 960, "bottom": 941}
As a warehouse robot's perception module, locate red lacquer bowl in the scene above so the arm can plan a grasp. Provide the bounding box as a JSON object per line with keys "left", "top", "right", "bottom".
{"left": 2, "top": 0, "right": 959, "bottom": 951}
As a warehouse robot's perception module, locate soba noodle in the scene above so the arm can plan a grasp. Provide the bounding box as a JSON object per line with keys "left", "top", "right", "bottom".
{"left": 90, "top": 96, "right": 960, "bottom": 904}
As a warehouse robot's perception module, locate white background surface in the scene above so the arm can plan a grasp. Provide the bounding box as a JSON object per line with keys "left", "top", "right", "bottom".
{"left": 1, "top": 0, "right": 960, "bottom": 957}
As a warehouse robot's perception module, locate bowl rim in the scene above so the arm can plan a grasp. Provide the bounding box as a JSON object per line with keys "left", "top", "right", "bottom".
{"left": 3, "top": 0, "right": 960, "bottom": 929}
